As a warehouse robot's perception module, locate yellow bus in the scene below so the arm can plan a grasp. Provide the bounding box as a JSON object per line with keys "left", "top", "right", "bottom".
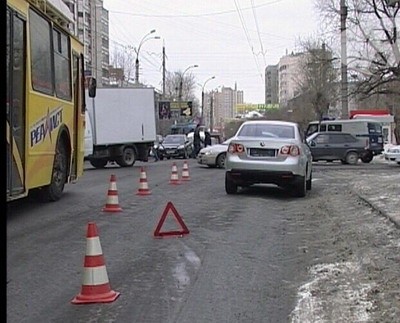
{"left": 7, "top": 0, "right": 94, "bottom": 202}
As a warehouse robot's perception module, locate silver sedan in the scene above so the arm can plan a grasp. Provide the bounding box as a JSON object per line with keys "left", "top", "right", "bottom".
{"left": 225, "top": 120, "right": 313, "bottom": 197}
{"left": 197, "top": 139, "right": 232, "bottom": 168}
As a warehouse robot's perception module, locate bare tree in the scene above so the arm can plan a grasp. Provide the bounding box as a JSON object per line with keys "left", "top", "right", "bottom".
{"left": 295, "top": 40, "right": 340, "bottom": 122}
{"left": 109, "top": 45, "right": 136, "bottom": 86}
{"left": 316, "top": 0, "right": 400, "bottom": 142}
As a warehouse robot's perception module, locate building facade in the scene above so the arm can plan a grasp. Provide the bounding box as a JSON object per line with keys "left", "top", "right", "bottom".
{"left": 265, "top": 64, "right": 279, "bottom": 105}
{"left": 63, "top": 0, "right": 110, "bottom": 85}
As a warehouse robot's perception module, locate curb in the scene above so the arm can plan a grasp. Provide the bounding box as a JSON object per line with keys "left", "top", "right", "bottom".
{"left": 353, "top": 191, "right": 400, "bottom": 229}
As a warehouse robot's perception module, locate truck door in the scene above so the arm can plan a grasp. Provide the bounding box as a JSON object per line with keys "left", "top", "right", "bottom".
{"left": 7, "top": 10, "right": 26, "bottom": 200}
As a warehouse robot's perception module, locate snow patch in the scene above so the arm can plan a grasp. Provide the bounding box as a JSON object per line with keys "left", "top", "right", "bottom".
{"left": 290, "top": 262, "right": 374, "bottom": 322}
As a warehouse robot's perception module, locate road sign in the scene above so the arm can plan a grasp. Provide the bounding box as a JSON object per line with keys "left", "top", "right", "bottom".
{"left": 179, "top": 101, "right": 192, "bottom": 116}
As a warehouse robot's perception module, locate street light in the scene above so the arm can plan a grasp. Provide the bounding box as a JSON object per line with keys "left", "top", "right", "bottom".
{"left": 201, "top": 76, "right": 215, "bottom": 125}
{"left": 135, "top": 29, "right": 160, "bottom": 85}
{"left": 178, "top": 64, "right": 198, "bottom": 113}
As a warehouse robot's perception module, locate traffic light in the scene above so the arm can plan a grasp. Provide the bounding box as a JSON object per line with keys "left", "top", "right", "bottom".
{"left": 180, "top": 101, "right": 192, "bottom": 116}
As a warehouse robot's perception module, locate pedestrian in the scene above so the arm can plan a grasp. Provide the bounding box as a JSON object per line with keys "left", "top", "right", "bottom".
{"left": 193, "top": 124, "right": 202, "bottom": 158}
{"left": 204, "top": 131, "right": 212, "bottom": 147}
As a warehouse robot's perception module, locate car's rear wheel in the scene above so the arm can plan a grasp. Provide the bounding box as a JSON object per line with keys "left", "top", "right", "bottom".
{"left": 345, "top": 152, "right": 359, "bottom": 165}
{"left": 292, "top": 175, "right": 306, "bottom": 197}
{"left": 216, "top": 153, "right": 226, "bottom": 168}
{"left": 225, "top": 173, "right": 238, "bottom": 194}
{"left": 361, "top": 151, "right": 373, "bottom": 163}
{"left": 306, "top": 170, "right": 312, "bottom": 190}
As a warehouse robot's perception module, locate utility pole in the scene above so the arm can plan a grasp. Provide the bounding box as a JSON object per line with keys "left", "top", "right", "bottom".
{"left": 162, "top": 41, "right": 166, "bottom": 98}
{"left": 340, "top": 0, "right": 349, "bottom": 119}
{"left": 210, "top": 91, "right": 214, "bottom": 132}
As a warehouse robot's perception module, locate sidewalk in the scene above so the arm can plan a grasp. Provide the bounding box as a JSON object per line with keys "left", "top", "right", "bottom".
{"left": 351, "top": 156, "right": 400, "bottom": 228}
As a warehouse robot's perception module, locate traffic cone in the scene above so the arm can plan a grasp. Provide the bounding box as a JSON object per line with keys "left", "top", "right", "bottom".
{"left": 71, "top": 222, "right": 120, "bottom": 304}
{"left": 181, "top": 160, "right": 191, "bottom": 181}
{"left": 169, "top": 162, "right": 180, "bottom": 185}
{"left": 136, "top": 167, "right": 151, "bottom": 195}
{"left": 102, "top": 174, "right": 122, "bottom": 212}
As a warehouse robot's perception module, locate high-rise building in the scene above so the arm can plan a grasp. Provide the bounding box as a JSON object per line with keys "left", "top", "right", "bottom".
{"left": 265, "top": 65, "right": 279, "bottom": 105}
{"left": 63, "top": 0, "right": 110, "bottom": 85}
{"left": 278, "top": 52, "right": 305, "bottom": 106}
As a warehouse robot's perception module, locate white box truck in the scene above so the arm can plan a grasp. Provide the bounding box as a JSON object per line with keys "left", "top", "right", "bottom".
{"left": 85, "top": 87, "right": 157, "bottom": 168}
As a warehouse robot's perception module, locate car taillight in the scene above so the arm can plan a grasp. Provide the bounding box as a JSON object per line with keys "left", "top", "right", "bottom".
{"left": 365, "top": 139, "right": 370, "bottom": 149}
{"left": 279, "top": 145, "right": 300, "bottom": 156}
{"left": 228, "top": 143, "right": 245, "bottom": 154}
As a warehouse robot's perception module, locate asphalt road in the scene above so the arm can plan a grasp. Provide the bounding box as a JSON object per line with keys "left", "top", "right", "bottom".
{"left": 7, "top": 159, "right": 400, "bottom": 322}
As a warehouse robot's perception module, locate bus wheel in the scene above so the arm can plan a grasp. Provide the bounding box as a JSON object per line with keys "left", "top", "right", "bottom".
{"left": 361, "top": 151, "right": 373, "bottom": 163}
{"left": 36, "top": 141, "right": 68, "bottom": 202}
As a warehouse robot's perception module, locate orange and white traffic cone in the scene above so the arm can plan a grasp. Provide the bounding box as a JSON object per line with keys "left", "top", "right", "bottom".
{"left": 136, "top": 167, "right": 151, "bottom": 196}
{"left": 71, "top": 222, "right": 120, "bottom": 304}
{"left": 181, "top": 160, "right": 191, "bottom": 181}
{"left": 169, "top": 162, "right": 180, "bottom": 185}
{"left": 102, "top": 174, "right": 122, "bottom": 212}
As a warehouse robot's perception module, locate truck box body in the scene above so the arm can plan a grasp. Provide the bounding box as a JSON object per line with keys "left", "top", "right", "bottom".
{"left": 85, "top": 87, "right": 157, "bottom": 168}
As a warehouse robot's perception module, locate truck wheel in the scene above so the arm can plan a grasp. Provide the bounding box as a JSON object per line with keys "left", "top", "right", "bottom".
{"left": 34, "top": 140, "right": 68, "bottom": 202}
{"left": 116, "top": 147, "right": 136, "bottom": 167}
{"left": 345, "top": 152, "right": 359, "bottom": 165}
{"left": 90, "top": 159, "right": 108, "bottom": 168}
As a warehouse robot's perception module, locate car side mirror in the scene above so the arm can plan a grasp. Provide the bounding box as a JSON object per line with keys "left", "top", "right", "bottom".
{"left": 309, "top": 140, "right": 316, "bottom": 147}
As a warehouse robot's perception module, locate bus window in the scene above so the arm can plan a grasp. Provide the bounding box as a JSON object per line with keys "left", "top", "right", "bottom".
{"left": 53, "top": 29, "right": 71, "bottom": 100}
{"left": 30, "top": 9, "right": 53, "bottom": 95}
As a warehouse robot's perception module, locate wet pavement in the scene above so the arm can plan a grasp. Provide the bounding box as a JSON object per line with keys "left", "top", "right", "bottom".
{"left": 351, "top": 156, "right": 400, "bottom": 228}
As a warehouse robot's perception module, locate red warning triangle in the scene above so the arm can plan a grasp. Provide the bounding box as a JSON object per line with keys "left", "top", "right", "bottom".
{"left": 154, "top": 201, "right": 190, "bottom": 238}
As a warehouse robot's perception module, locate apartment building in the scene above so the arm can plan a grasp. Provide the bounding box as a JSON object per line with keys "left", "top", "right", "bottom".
{"left": 265, "top": 64, "right": 279, "bottom": 105}
{"left": 63, "top": 0, "right": 110, "bottom": 85}
{"left": 278, "top": 52, "right": 305, "bottom": 106}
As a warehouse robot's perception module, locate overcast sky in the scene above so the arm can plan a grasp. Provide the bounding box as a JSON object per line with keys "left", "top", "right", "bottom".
{"left": 104, "top": 0, "right": 320, "bottom": 103}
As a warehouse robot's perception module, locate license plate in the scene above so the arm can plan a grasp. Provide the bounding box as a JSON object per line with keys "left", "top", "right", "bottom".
{"left": 249, "top": 148, "right": 276, "bottom": 157}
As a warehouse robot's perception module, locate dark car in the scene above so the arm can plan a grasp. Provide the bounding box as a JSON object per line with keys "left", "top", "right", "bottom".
{"left": 306, "top": 132, "right": 369, "bottom": 165}
{"left": 158, "top": 134, "right": 193, "bottom": 160}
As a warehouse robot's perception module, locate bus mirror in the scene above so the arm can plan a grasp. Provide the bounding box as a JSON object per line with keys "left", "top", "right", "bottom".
{"left": 88, "top": 77, "right": 97, "bottom": 98}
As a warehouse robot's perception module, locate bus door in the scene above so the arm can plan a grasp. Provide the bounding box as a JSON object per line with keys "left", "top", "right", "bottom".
{"left": 7, "top": 9, "right": 26, "bottom": 199}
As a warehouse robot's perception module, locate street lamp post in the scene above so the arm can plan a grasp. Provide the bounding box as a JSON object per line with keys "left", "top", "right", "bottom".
{"left": 135, "top": 30, "right": 160, "bottom": 85}
{"left": 201, "top": 76, "right": 215, "bottom": 125}
{"left": 178, "top": 64, "right": 198, "bottom": 114}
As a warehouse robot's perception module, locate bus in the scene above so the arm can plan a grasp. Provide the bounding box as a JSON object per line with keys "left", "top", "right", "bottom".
{"left": 305, "top": 119, "right": 384, "bottom": 163}
{"left": 7, "top": 0, "right": 93, "bottom": 202}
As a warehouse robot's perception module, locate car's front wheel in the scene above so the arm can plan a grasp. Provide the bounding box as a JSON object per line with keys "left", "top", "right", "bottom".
{"left": 225, "top": 173, "right": 238, "bottom": 194}
{"left": 216, "top": 153, "right": 226, "bottom": 168}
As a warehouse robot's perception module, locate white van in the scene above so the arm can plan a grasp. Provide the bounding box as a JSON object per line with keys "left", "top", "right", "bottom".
{"left": 84, "top": 110, "right": 93, "bottom": 159}
{"left": 305, "top": 119, "right": 384, "bottom": 163}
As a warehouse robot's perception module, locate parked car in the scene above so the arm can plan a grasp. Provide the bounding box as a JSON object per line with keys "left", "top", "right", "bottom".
{"left": 305, "top": 118, "right": 384, "bottom": 163}
{"left": 306, "top": 132, "right": 369, "bottom": 165}
{"left": 197, "top": 138, "right": 232, "bottom": 168}
{"left": 158, "top": 134, "right": 193, "bottom": 159}
{"left": 384, "top": 145, "right": 400, "bottom": 165}
{"left": 224, "top": 120, "right": 313, "bottom": 197}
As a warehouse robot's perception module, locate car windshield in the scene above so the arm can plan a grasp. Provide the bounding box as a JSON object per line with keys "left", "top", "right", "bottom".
{"left": 164, "top": 136, "right": 185, "bottom": 144}
{"left": 238, "top": 124, "right": 295, "bottom": 139}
